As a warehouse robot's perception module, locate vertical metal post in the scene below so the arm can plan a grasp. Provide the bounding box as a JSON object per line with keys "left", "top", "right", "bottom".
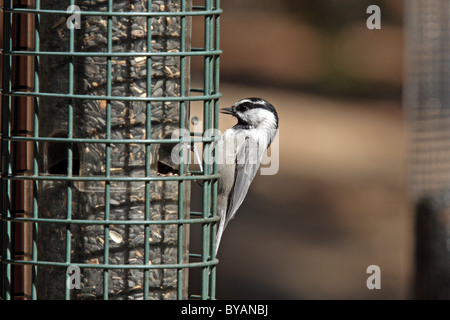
{"left": 31, "top": 0, "right": 40, "bottom": 300}
{"left": 209, "top": 0, "right": 220, "bottom": 299}
{"left": 144, "top": 0, "right": 153, "bottom": 302}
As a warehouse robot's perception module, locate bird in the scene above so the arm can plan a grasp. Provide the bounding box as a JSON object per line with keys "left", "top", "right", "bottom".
{"left": 214, "top": 97, "right": 279, "bottom": 256}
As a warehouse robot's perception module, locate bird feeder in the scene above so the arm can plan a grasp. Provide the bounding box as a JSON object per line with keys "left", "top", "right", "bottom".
{"left": 1, "top": 0, "right": 221, "bottom": 300}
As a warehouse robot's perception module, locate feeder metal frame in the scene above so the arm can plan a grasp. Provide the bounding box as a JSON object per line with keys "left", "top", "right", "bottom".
{"left": 1, "top": 0, "right": 221, "bottom": 300}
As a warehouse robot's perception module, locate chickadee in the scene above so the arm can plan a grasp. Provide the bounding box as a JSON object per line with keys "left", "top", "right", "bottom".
{"left": 214, "top": 98, "right": 279, "bottom": 255}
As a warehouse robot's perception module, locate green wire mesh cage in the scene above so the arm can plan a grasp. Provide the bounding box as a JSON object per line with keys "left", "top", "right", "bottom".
{"left": 1, "top": 0, "right": 221, "bottom": 300}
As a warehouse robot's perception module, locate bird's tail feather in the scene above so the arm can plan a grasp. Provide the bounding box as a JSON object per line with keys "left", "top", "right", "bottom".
{"left": 214, "top": 216, "right": 227, "bottom": 256}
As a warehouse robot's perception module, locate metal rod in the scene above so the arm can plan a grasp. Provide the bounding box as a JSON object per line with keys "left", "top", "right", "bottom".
{"left": 4, "top": 216, "right": 219, "bottom": 225}
{"left": 3, "top": 91, "right": 222, "bottom": 102}
{"left": 4, "top": 258, "right": 219, "bottom": 270}
{"left": 4, "top": 7, "right": 222, "bottom": 16}
{"left": 143, "top": 0, "right": 153, "bottom": 301}
{"left": 3, "top": 49, "right": 222, "bottom": 57}
{"left": 2, "top": 174, "right": 220, "bottom": 182}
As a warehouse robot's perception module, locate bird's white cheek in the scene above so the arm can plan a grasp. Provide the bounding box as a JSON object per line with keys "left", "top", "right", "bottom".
{"left": 236, "top": 112, "right": 245, "bottom": 121}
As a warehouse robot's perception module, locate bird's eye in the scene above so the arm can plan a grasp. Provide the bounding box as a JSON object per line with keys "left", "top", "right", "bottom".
{"left": 239, "top": 103, "right": 249, "bottom": 112}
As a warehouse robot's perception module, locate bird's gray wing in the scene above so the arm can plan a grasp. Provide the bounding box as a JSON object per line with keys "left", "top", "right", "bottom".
{"left": 224, "top": 135, "right": 264, "bottom": 224}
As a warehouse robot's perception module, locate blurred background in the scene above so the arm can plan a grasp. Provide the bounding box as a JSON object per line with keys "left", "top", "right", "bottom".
{"left": 192, "top": 0, "right": 411, "bottom": 299}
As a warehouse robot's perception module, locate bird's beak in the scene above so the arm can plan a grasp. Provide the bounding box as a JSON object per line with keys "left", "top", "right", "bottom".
{"left": 220, "top": 107, "right": 234, "bottom": 115}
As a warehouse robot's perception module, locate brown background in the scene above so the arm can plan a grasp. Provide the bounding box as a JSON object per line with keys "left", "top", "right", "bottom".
{"left": 191, "top": 0, "right": 411, "bottom": 299}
